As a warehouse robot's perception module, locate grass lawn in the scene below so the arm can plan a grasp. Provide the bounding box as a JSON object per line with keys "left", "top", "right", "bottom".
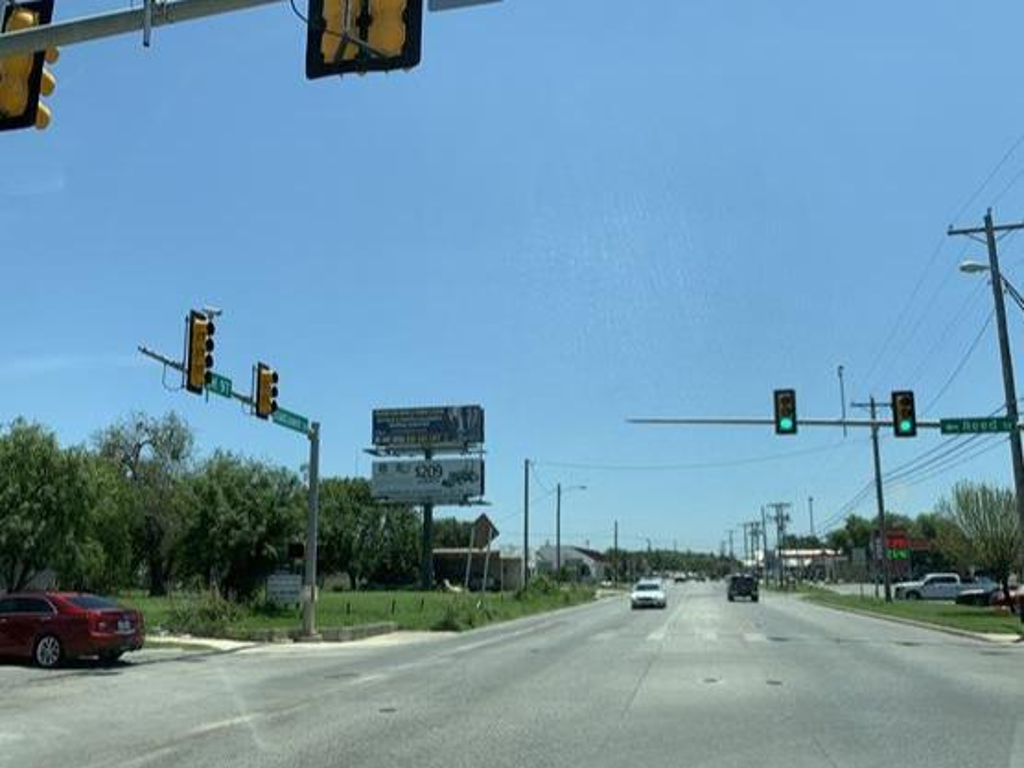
{"left": 118, "top": 585, "right": 596, "bottom": 638}
{"left": 801, "top": 586, "right": 1023, "bottom": 636}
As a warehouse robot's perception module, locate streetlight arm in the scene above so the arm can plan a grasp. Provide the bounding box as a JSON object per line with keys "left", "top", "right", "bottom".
{"left": 1001, "top": 275, "right": 1024, "bottom": 315}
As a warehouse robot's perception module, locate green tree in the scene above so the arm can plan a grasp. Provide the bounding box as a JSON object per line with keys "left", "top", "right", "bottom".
{"left": 94, "top": 412, "right": 196, "bottom": 596}
{"left": 0, "top": 421, "right": 92, "bottom": 591}
{"left": 187, "top": 452, "right": 304, "bottom": 600}
{"left": 59, "top": 453, "right": 136, "bottom": 593}
{"left": 936, "top": 481, "right": 1022, "bottom": 606}
{"left": 433, "top": 516, "right": 473, "bottom": 548}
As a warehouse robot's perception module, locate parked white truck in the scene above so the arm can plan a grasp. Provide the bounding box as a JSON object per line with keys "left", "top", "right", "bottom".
{"left": 893, "top": 572, "right": 997, "bottom": 601}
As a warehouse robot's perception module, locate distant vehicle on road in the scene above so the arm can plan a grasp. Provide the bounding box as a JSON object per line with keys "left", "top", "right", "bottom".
{"left": 894, "top": 573, "right": 996, "bottom": 601}
{"left": 630, "top": 579, "right": 667, "bottom": 609}
{"left": 727, "top": 574, "right": 759, "bottom": 603}
{"left": 0, "top": 592, "right": 144, "bottom": 668}
{"left": 673, "top": 573, "right": 688, "bottom": 583}
{"left": 956, "top": 584, "right": 1022, "bottom": 609}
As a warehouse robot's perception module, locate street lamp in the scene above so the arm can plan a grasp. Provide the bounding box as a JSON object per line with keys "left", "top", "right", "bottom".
{"left": 555, "top": 483, "right": 587, "bottom": 579}
{"left": 959, "top": 259, "right": 1024, "bottom": 313}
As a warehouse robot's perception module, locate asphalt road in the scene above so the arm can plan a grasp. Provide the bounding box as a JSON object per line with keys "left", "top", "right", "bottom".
{"left": 4, "top": 582, "right": 1024, "bottom": 768}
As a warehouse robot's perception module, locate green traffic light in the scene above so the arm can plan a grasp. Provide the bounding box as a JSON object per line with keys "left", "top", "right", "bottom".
{"left": 780, "top": 417, "right": 794, "bottom": 431}
{"left": 899, "top": 419, "right": 912, "bottom": 433}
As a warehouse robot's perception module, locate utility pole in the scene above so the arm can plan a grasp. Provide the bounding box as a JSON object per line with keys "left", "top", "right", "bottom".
{"left": 523, "top": 459, "right": 530, "bottom": 589}
{"left": 741, "top": 522, "right": 751, "bottom": 568}
{"left": 761, "top": 505, "right": 768, "bottom": 581}
{"left": 728, "top": 529, "right": 734, "bottom": 561}
{"left": 766, "top": 503, "right": 791, "bottom": 588}
{"left": 949, "top": 209, "right": 1024, "bottom": 624}
{"left": 837, "top": 365, "right": 848, "bottom": 438}
{"left": 808, "top": 495, "right": 815, "bottom": 539}
{"left": 851, "top": 397, "right": 892, "bottom": 602}
{"left": 555, "top": 483, "right": 562, "bottom": 579}
{"left": 613, "top": 520, "right": 619, "bottom": 584}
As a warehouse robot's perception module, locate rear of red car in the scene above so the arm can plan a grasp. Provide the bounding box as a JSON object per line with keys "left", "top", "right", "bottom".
{"left": 53, "top": 594, "right": 145, "bottom": 662}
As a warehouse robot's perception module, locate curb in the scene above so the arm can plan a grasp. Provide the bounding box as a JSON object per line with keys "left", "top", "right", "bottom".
{"left": 802, "top": 597, "right": 1023, "bottom": 644}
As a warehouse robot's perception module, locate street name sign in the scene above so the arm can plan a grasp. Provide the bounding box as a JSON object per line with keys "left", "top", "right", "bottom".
{"left": 939, "top": 416, "right": 1017, "bottom": 435}
{"left": 273, "top": 408, "right": 310, "bottom": 435}
{"left": 207, "top": 372, "right": 232, "bottom": 398}
{"left": 372, "top": 405, "right": 484, "bottom": 451}
{"left": 371, "top": 458, "right": 485, "bottom": 504}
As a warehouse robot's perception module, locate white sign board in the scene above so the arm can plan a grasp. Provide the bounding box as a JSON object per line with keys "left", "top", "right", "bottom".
{"left": 371, "top": 458, "right": 484, "bottom": 504}
{"left": 266, "top": 573, "right": 302, "bottom": 606}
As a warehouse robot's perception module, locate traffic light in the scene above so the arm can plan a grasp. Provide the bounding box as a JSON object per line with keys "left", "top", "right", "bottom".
{"left": 255, "top": 362, "right": 279, "bottom": 419}
{"left": 773, "top": 389, "right": 797, "bottom": 435}
{"left": 184, "top": 311, "right": 215, "bottom": 394}
{"left": 0, "top": 0, "right": 57, "bottom": 132}
{"left": 305, "top": 0, "right": 423, "bottom": 79}
{"left": 891, "top": 390, "right": 917, "bottom": 438}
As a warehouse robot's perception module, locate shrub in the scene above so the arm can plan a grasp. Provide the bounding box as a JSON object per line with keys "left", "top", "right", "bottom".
{"left": 166, "top": 592, "right": 242, "bottom": 636}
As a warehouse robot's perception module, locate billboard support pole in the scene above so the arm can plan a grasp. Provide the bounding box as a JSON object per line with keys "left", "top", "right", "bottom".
{"left": 421, "top": 447, "right": 435, "bottom": 591}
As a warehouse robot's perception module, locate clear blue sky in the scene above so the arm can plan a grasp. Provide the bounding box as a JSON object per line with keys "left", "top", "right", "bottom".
{"left": 5, "top": 0, "right": 1024, "bottom": 553}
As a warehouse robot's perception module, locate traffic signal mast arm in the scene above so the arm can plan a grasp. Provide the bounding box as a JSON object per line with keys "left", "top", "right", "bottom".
{"left": 138, "top": 344, "right": 260, "bottom": 412}
{"left": 0, "top": 0, "right": 283, "bottom": 58}
{"left": 627, "top": 417, "right": 950, "bottom": 430}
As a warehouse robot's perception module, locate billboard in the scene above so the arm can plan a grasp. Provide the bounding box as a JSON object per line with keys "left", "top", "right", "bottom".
{"left": 372, "top": 405, "right": 484, "bottom": 451}
{"left": 371, "top": 458, "right": 485, "bottom": 504}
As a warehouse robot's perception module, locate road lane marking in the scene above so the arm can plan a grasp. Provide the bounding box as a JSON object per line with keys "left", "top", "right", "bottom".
{"left": 444, "top": 622, "right": 556, "bottom": 656}
{"left": 695, "top": 629, "right": 717, "bottom": 641}
{"left": 743, "top": 632, "right": 767, "bottom": 643}
{"left": 352, "top": 673, "right": 387, "bottom": 686}
{"left": 646, "top": 627, "right": 667, "bottom": 642}
{"left": 186, "top": 713, "right": 260, "bottom": 737}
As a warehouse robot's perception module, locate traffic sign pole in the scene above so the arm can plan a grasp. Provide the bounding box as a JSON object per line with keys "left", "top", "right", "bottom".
{"left": 301, "top": 421, "right": 321, "bottom": 640}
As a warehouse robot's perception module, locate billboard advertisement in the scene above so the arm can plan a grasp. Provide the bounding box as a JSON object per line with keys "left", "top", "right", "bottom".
{"left": 372, "top": 405, "right": 484, "bottom": 451}
{"left": 371, "top": 458, "right": 485, "bottom": 504}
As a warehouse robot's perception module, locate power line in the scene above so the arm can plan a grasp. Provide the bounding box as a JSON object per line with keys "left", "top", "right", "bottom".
{"left": 889, "top": 436, "right": 1008, "bottom": 491}
{"left": 533, "top": 439, "right": 859, "bottom": 472}
{"left": 904, "top": 279, "right": 989, "bottom": 387}
{"left": 921, "top": 309, "right": 995, "bottom": 415}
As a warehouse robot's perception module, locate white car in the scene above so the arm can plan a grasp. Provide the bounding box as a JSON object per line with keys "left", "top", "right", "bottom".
{"left": 630, "top": 579, "right": 667, "bottom": 609}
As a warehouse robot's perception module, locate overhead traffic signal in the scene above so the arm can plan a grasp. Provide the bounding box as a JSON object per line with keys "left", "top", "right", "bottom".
{"left": 773, "top": 389, "right": 797, "bottom": 435}
{"left": 305, "top": 0, "right": 423, "bottom": 79}
{"left": 891, "top": 390, "right": 917, "bottom": 438}
{"left": 255, "top": 362, "right": 279, "bottom": 419}
{"left": 184, "top": 311, "right": 215, "bottom": 394}
{"left": 0, "top": 0, "right": 57, "bottom": 132}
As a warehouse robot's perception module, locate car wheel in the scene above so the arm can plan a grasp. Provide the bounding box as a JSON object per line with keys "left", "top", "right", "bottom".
{"left": 751, "top": 596, "right": 759, "bottom": 603}
{"left": 728, "top": 595, "right": 735, "bottom": 602}
{"left": 906, "top": 591, "right": 921, "bottom": 601}
{"left": 34, "top": 635, "right": 63, "bottom": 669}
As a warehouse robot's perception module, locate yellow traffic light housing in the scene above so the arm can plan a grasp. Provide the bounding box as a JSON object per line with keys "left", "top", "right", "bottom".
{"left": 184, "top": 311, "right": 215, "bottom": 394}
{"left": 255, "top": 362, "right": 279, "bottom": 419}
{"left": 305, "top": 0, "right": 423, "bottom": 79}
{"left": 0, "top": 0, "right": 57, "bottom": 132}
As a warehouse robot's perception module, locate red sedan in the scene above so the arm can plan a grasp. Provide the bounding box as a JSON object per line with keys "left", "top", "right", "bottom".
{"left": 0, "top": 592, "right": 144, "bottom": 668}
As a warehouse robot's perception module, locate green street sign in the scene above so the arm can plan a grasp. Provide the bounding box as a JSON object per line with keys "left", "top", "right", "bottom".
{"left": 207, "top": 373, "right": 232, "bottom": 399}
{"left": 887, "top": 549, "right": 909, "bottom": 560}
{"left": 940, "top": 416, "right": 1017, "bottom": 435}
{"left": 273, "top": 408, "right": 309, "bottom": 435}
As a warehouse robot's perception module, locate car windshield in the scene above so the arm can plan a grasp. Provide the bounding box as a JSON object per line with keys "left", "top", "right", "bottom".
{"left": 67, "top": 595, "right": 120, "bottom": 610}
{"left": 7, "top": 3, "right": 1024, "bottom": 767}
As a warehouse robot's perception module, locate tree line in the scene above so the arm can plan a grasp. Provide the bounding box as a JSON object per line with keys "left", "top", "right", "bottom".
{"left": 0, "top": 413, "right": 422, "bottom": 599}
